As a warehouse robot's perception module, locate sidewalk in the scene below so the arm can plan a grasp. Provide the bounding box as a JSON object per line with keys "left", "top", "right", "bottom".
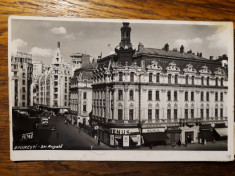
{"left": 138, "top": 140, "right": 227, "bottom": 151}
{"left": 69, "top": 124, "right": 112, "bottom": 150}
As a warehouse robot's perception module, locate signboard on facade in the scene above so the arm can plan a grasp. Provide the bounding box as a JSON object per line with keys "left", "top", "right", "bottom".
{"left": 110, "top": 135, "right": 114, "bottom": 146}
{"left": 142, "top": 128, "right": 165, "bottom": 133}
{"left": 123, "top": 135, "right": 129, "bottom": 147}
{"left": 110, "top": 128, "right": 139, "bottom": 135}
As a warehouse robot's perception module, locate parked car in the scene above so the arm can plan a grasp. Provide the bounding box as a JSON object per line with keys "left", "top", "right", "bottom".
{"left": 50, "top": 125, "right": 56, "bottom": 131}
{"left": 41, "top": 117, "right": 49, "bottom": 126}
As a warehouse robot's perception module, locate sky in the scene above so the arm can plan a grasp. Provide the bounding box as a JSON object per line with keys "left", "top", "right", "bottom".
{"left": 11, "top": 19, "right": 231, "bottom": 65}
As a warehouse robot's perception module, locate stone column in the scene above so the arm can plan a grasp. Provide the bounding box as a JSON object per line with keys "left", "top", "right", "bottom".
{"left": 124, "top": 84, "right": 128, "bottom": 120}
{"left": 105, "top": 87, "right": 110, "bottom": 119}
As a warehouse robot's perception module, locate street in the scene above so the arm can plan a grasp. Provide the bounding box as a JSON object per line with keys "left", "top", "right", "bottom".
{"left": 13, "top": 113, "right": 111, "bottom": 150}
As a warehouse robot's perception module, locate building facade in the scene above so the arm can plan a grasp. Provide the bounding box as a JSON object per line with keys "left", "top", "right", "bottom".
{"left": 69, "top": 54, "right": 96, "bottom": 126}
{"left": 37, "top": 42, "right": 71, "bottom": 112}
{"left": 91, "top": 23, "right": 228, "bottom": 148}
{"left": 11, "top": 52, "right": 33, "bottom": 108}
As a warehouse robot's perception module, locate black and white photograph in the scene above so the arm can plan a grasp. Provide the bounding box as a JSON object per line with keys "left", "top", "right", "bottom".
{"left": 9, "top": 17, "right": 234, "bottom": 161}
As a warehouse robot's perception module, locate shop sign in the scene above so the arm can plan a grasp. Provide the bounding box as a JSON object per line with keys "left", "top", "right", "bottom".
{"left": 110, "top": 135, "right": 114, "bottom": 146}
{"left": 110, "top": 128, "right": 139, "bottom": 135}
{"left": 123, "top": 135, "right": 129, "bottom": 147}
{"left": 142, "top": 128, "right": 165, "bottom": 133}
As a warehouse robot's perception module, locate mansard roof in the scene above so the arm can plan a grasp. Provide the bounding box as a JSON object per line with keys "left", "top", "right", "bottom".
{"left": 134, "top": 48, "right": 208, "bottom": 61}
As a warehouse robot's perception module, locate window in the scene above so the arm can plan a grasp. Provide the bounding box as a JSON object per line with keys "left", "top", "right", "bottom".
{"left": 215, "top": 109, "right": 218, "bottom": 118}
{"left": 118, "top": 109, "right": 123, "bottom": 120}
{"left": 65, "top": 77, "right": 67, "bottom": 81}
{"left": 130, "top": 72, "right": 134, "bottom": 82}
{"left": 64, "top": 102, "right": 67, "bottom": 106}
{"left": 206, "top": 109, "right": 209, "bottom": 119}
{"left": 54, "top": 75, "right": 58, "bottom": 80}
{"left": 221, "top": 78, "right": 224, "bottom": 87}
{"left": 215, "top": 92, "right": 218, "bottom": 101}
{"left": 200, "top": 109, "right": 204, "bottom": 118}
{"left": 22, "top": 80, "right": 25, "bottom": 85}
{"left": 83, "top": 105, "right": 87, "bottom": 112}
{"left": 191, "top": 109, "right": 194, "bottom": 119}
{"left": 167, "top": 109, "right": 171, "bottom": 120}
{"left": 175, "top": 75, "right": 178, "bottom": 84}
{"left": 118, "top": 90, "right": 123, "bottom": 100}
{"left": 155, "top": 91, "right": 160, "bottom": 101}
{"left": 201, "top": 76, "right": 204, "bottom": 85}
{"left": 174, "top": 91, "right": 177, "bottom": 101}
{"left": 174, "top": 109, "right": 177, "bottom": 120}
{"left": 119, "top": 72, "right": 123, "bottom": 81}
{"left": 156, "top": 73, "right": 160, "bottom": 83}
{"left": 186, "top": 75, "right": 189, "bottom": 84}
{"left": 185, "top": 91, "right": 188, "bottom": 101}
{"left": 126, "top": 89, "right": 132, "bottom": 100}
{"left": 168, "top": 74, "right": 171, "bottom": 84}
{"left": 22, "top": 87, "right": 26, "bottom": 93}
{"left": 22, "top": 94, "right": 25, "bottom": 100}
{"left": 167, "top": 91, "right": 171, "bottom": 101}
{"left": 155, "top": 109, "right": 159, "bottom": 120}
{"left": 148, "top": 109, "right": 152, "bottom": 121}
{"left": 220, "top": 108, "right": 223, "bottom": 118}
{"left": 83, "top": 92, "right": 87, "bottom": 99}
{"left": 220, "top": 92, "right": 223, "bottom": 101}
{"left": 129, "top": 109, "right": 134, "bottom": 120}
{"left": 192, "top": 76, "right": 195, "bottom": 85}
{"left": 206, "top": 92, "right": 210, "bottom": 101}
{"left": 191, "top": 92, "right": 194, "bottom": 101}
{"left": 215, "top": 78, "right": 218, "bottom": 86}
{"left": 54, "top": 88, "right": 58, "bottom": 92}
{"left": 149, "top": 73, "right": 153, "bottom": 82}
{"left": 207, "top": 77, "right": 210, "bottom": 85}
{"left": 185, "top": 109, "right": 188, "bottom": 119}
{"left": 201, "top": 92, "right": 204, "bottom": 101}
{"left": 148, "top": 90, "right": 152, "bottom": 100}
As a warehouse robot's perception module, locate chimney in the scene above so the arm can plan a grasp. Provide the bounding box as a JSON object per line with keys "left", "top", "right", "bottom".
{"left": 187, "top": 49, "right": 192, "bottom": 53}
{"left": 164, "top": 43, "right": 169, "bottom": 51}
{"left": 57, "top": 42, "right": 60, "bottom": 48}
{"left": 210, "top": 56, "right": 213, "bottom": 61}
{"left": 180, "top": 45, "right": 184, "bottom": 53}
{"left": 138, "top": 42, "right": 144, "bottom": 51}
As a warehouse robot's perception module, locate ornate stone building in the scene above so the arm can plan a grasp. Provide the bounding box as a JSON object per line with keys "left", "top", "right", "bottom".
{"left": 11, "top": 52, "right": 33, "bottom": 108}
{"left": 69, "top": 55, "right": 96, "bottom": 126}
{"left": 37, "top": 42, "right": 71, "bottom": 112}
{"left": 91, "top": 23, "right": 228, "bottom": 148}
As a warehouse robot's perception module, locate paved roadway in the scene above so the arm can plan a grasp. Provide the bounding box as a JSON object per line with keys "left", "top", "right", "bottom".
{"left": 36, "top": 116, "right": 111, "bottom": 150}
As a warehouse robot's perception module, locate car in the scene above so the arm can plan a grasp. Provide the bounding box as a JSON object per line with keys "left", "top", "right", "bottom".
{"left": 50, "top": 125, "right": 56, "bottom": 131}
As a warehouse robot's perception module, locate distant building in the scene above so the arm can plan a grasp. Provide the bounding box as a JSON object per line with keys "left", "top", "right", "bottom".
{"left": 11, "top": 52, "right": 33, "bottom": 107}
{"left": 70, "top": 53, "right": 91, "bottom": 76}
{"left": 37, "top": 42, "right": 71, "bottom": 112}
{"left": 69, "top": 54, "right": 97, "bottom": 126}
{"left": 91, "top": 22, "right": 228, "bottom": 148}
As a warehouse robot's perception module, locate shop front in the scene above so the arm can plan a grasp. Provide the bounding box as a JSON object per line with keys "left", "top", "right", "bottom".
{"left": 165, "top": 127, "right": 182, "bottom": 146}
{"left": 180, "top": 125, "right": 199, "bottom": 145}
{"left": 199, "top": 124, "right": 213, "bottom": 143}
{"left": 109, "top": 128, "right": 140, "bottom": 148}
{"left": 213, "top": 123, "right": 228, "bottom": 140}
{"left": 142, "top": 127, "right": 169, "bottom": 147}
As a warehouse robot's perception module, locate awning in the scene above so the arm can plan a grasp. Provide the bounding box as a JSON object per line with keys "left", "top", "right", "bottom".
{"left": 130, "top": 136, "right": 139, "bottom": 143}
{"left": 214, "top": 128, "right": 227, "bottom": 137}
{"left": 142, "top": 132, "right": 169, "bottom": 143}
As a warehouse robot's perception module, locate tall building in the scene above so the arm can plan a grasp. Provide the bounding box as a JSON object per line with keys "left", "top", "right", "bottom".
{"left": 70, "top": 53, "right": 91, "bottom": 76}
{"left": 37, "top": 42, "right": 71, "bottom": 112}
{"left": 91, "top": 23, "right": 228, "bottom": 148}
{"left": 11, "top": 52, "right": 33, "bottom": 108}
{"left": 69, "top": 54, "right": 97, "bottom": 126}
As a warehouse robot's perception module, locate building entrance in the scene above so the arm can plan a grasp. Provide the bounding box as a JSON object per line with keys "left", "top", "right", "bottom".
{"left": 185, "top": 132, "right": 194, "bottom": 143}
